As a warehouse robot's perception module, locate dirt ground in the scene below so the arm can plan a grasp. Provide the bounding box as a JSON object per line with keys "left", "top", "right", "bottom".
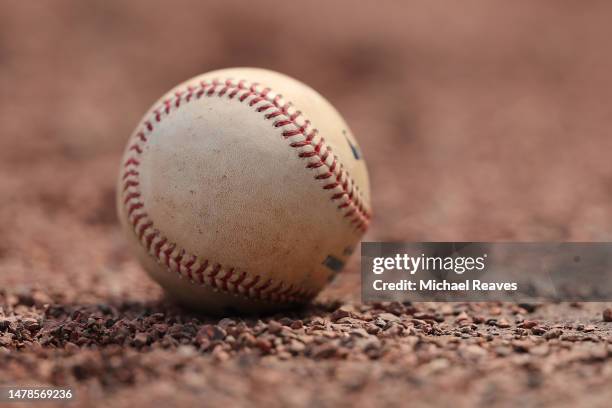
{"left": 1, "top": 1, "right": 612, "bottom": 407}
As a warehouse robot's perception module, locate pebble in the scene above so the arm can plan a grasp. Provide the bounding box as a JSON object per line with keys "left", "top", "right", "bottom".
{"left": 331, "top": 308, "right": 352, "bottom": 322}
{"left": 267, "top": 320, "right": 283, "bottom": 335}
{"left": 310, "top": 342, "right": 338, "bottom": 359}
{"left": 413, "top": 312, "right": 436, "bottom": 320}
{"left": 0, "top": 333, "right": 13, "bottom": 347}
{"left": 455, "top": 311, "right": 470, "bottom": 323}
{"left": 494, "top": 346, "right": 512, "bottom": 356}
{"left": 377, "top": 313, "right": 401, "bottom": 323}
{"left": 520, "top": 320, "right": 539, "bottom": 329}
{"left": 217, "top": 318, "right": 236, "bottom": 329}
{"left": 133, "top": 332, "right": 149, "bottom": 347}
{"left": 512, "top": 340, "right": 531, "bottom": 353}
{"left": 290, "top": 320, "right": 304, "bottom": 330}
{"left": 560, "top": 333, "right": 582, "bottom": 342}
{"left": 364, "top": 323, "right": 381, "bottom": 335}
{"left": 497, "top": 318, "right": 511, "bottom": 328}
{"left": 238, "top": 332, "right": 257, "bottom": 347}
{"left": 473, "top": 315, "right": 486, "bottom": 324}
{"left": 255, "top": 338, "right": 273, "bottom": 354}
{"left": 288, "top": 340, "right": 305, "bottom": 354}
{"left": 197, "top": 325, "right": 227, "bottom": 341}
{"left": 544, "top": 329, "right": 563, "bottom": 340}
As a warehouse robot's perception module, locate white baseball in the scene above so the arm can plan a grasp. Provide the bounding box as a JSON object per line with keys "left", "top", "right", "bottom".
{"left": 117, "top": 67, "right": 371, "bottom": 314}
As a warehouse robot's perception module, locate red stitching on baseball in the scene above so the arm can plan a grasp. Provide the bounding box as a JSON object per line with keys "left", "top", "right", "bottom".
{"left": 144, "top": 231, "right": 157, "bottom": 251}
{"left": 231, "top": 271, "right": 248, "bottom": 287}
{"left": 208, "top": 263, "right": 222, "bottom": 279}
{"left": 123, "top": 170, "right": 139, "bottom": 180}
{"left": 137, "top": 221, "right": 153, "bottom": 240}
{"left": 127, "top": 202, "right": 143, "bottom": 216}
{"left": 123, "top": 191, "right": 141, "bottom": 204}
{"left": 131, "top": 213, "right": 146, "bottom": 226}
{"left": 121, "top": 78, "right": 370, "bottom": 304}
{"left": 163, "top": 244, "right": 176, "bottom": 268}
{"left": 193, "top": 260, "right": 209, "bottom": 282}
{"left": 219, "top": 268, "right": 233, "bottom": 291}
{"left": 124, "top": 158, "right": 140, "bottom": 167}
{"left": 254, "top": 278, "right": 273, "bottom": 294}
{"left": 154, "top": 238, "right": 167, "bottom": 258}
{"left": 123, "top": 180, "right": 139, "bottom": 191}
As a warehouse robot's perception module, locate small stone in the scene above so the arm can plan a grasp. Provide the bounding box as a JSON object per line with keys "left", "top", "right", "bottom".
{"left": 255, "top": 338, "right": 273, "bottom": 354}
{"left": 494, "top": 346, "right": 512, "bottom": 356}
{"left": 153, "top": 323, "right": 168, "bottom": 334}
{"left": 377, "top": 313, "right": 400, "bottom": 323}
{"left": 238, "top": 332, "right": 257, "bottom": 347}
{"left": 383, "top": 302, "right": 406, "bottom": 315}
{"left": 331, "top": 308, "right": 352, "bottom": 322}
{"left": 311, "top": 342, "right": 338, "bottom": 359}
{"left": 0, "top": 333, "right": 13, "bottom": 347}
{"left": 217, "top": 318, "right": 236, "bottom": 329}
{"left": 603, "top": 308, "right": 612, "bottom": 322}
{"left": 455, "top": 311, "right": 470, "bottom": 323}
{"left": 288, "top": 340, "right": 305, "bottom": 354}
{"left": 414, "top": 312, "right": 436, "bottom": 320}
{"left": 497, "top": 318, "right": 511, "bottom": 328}
{"left": 531, "top": 327, "right": 547, "bottom": 336}
{"left": 197, "top": 325, "right": 227, "bottom": 341}
{"left": 544, "top": 329, "right": 563, "bottom": 340}
{"left": 133, "top": 332, "right": 149, "bottom": 347}
{"left": 349, "top": 328, "right": 369, "bottom": 338}
{"left": 373, "top": 318, "right": 387, "bottom": 328}
{"left": 521, "top": 320, "right": 538, "bottom": 329}
{"left": 21, "top": 318, "right": 41, "bottom": 332}
{"left": 310, "top": 318, "right": 326, "bottom": 327}
{"left": 267, "top": 320, "right": 283, "bottom": 335}
{"left": 290, "top": 320, "right": 304, "bottom": 330}
{"left": 560, "top": 333, "right": 582, "bottom": 342}
{"left": 512, "top": 339, "right": 532, "bottom": 353}
{"left": 365, "top": 323, "right": 380, "bottom": 334}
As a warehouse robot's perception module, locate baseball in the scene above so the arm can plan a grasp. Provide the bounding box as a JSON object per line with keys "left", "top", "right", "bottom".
{"left": 117, "top": 67, "right": 371, "bottom": 314}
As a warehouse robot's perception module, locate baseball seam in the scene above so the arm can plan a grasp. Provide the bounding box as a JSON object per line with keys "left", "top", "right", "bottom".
{"left": 121, "top": 78, "right": 371, "bottom": 304}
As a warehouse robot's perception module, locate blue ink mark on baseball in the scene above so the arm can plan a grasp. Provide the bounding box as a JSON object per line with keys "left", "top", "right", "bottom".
{"left": 344, "top": 130, "right": 362, "bottom": 160}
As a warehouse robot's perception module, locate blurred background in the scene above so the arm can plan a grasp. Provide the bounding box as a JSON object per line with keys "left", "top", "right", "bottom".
{"left": 1, "top": 0, "right": 612, "bottom": 298}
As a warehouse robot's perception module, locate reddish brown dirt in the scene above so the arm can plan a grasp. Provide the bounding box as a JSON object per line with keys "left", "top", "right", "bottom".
{"left": 1, "top": 1, "right": 611, "bottom": 407}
